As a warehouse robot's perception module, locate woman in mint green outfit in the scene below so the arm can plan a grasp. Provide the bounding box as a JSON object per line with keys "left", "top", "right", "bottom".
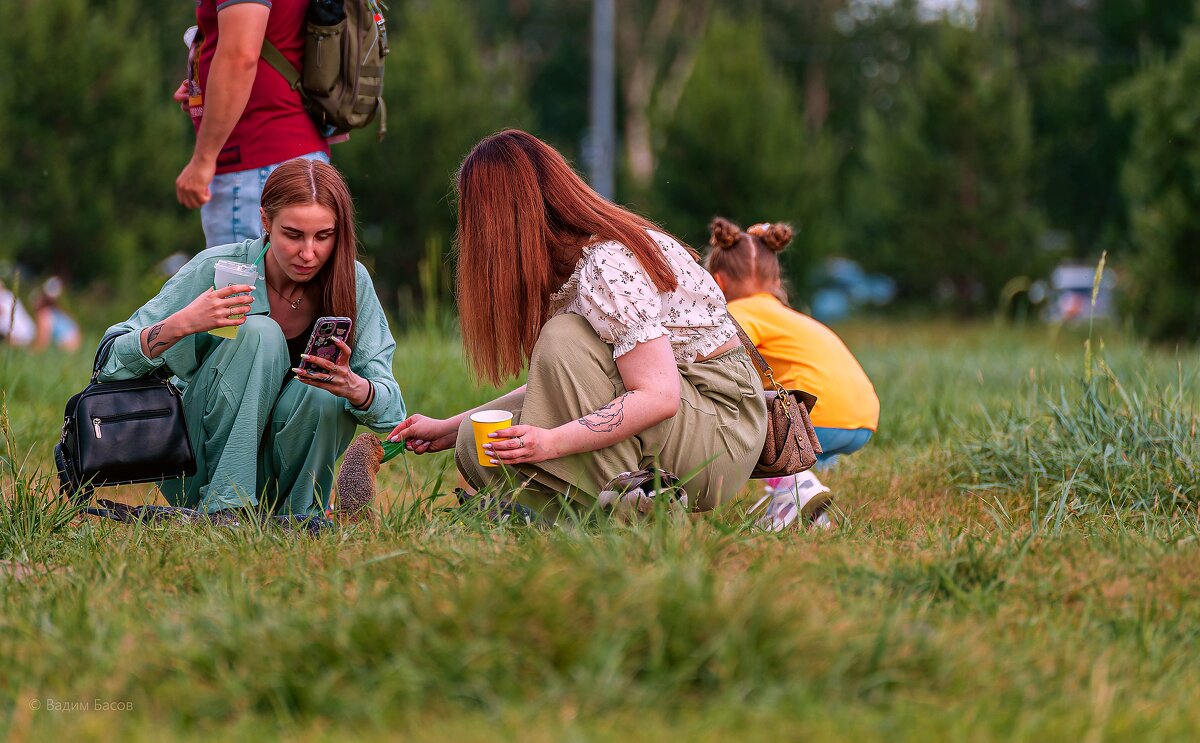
{"left": 98, "top": 159, "right": 405, "bottom": 518}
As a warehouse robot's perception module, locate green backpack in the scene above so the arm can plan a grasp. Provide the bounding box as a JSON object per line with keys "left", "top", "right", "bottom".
{"left": 261, "top": 0, "right": 390, "bottom": 140}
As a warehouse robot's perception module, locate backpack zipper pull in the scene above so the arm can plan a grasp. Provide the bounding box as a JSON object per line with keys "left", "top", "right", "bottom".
{"left": 92, "top": 417, "right": 102, "bottom": 439}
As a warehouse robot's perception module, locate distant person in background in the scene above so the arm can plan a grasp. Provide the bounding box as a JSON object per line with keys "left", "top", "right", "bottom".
{"left": 174, "top": 0, "right": 329, "bottom": 247}
{"left": 705, "top": 218, "right": 880, "bottom": 530}
{"left": 32, "top": 277, "right": 82, "bottom": 352}
{"left": 0, "top": 279, "right": 36, "bottom": 347}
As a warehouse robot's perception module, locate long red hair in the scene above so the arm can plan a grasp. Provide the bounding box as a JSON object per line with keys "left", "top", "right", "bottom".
{"left": 261, "top": 158, "right": 359, "bottom": 344}
{"left": 456, "top": 129, "right": 690, "bottom": 384}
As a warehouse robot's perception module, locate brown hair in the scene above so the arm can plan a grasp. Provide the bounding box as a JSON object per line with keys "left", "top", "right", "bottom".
{"left": 703, "top": 217, "right": 793, "bottom": 303}
{"left": 455, "top": 129, "right": 692, "bottom": 384}
{"left": 261, "top": 158, "right": 359, "bottom": 344}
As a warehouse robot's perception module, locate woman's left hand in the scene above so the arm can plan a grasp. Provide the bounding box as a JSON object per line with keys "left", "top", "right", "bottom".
{"left": 483, "top": 425, "right": 561, "bottom": 465}
{"left": 295, "top": 337, "right": 371, "bottom": 407}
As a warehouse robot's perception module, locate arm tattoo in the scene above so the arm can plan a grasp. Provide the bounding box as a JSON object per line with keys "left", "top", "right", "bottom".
{"left": 146, "top": 323, "right": 168, "bottom": 354}
{"left": 578, "top": 392, "right": 632, "bottom": 433}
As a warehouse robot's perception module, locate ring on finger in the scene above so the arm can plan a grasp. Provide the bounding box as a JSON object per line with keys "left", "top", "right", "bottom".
{"left": 516, "top": 436, "right": 524, "bottom": 448}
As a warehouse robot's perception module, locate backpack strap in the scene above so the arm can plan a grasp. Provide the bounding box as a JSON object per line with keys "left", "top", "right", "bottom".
{"left": 261, "top": 39, "right": 304, "bottom": 94}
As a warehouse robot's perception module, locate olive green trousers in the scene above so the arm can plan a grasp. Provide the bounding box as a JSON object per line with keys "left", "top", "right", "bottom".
{"left": 160, "top": 316, "right": 358, "bottom": 516}
{"left": 455, "top": 313, "right": 767, "bottom": 519}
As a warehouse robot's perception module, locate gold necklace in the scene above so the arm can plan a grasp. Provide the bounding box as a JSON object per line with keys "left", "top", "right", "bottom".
{"left": 267, "top": 280, "right": 304, "bottom": 310}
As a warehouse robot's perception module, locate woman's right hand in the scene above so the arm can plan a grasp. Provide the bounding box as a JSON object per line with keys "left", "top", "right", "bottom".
{"left": 388, "top": 414, "right": 457, "bottom": 454}
{"left": 177, "top": 285, "right": 256, "bottom": 334}
{"left": 173, "top": 80, "right": 191, "bottom": 113}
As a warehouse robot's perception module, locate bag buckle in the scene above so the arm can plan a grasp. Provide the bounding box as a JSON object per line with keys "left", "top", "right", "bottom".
{"left": 765, "top": 368, "right": 794, "bottom": 423}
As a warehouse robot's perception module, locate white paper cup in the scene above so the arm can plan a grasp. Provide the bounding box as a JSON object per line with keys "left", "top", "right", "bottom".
{"left": 209, "top": 259, "right": 258, "bottom": 339}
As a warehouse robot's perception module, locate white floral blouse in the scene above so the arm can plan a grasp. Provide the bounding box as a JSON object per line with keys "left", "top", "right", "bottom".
{"left": 547, "top": 229, "right": 737, "bottom": 362}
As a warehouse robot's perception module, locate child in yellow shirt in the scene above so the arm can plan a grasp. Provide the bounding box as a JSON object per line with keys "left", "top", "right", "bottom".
{"left": 705, "top": 217, "right": 880, "bottom": 529}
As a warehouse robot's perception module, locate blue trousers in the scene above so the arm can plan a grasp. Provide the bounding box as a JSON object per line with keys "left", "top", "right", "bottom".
{"left": 813, "top": 427, "right": 873, "bottom": 471}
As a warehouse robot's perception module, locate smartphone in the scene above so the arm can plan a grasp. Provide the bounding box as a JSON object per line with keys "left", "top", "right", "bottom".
{"left": 298, "top": 316, "right": 353, "bottom": 375}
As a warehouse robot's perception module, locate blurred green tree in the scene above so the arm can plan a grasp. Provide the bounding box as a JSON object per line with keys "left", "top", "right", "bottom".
{"left": 473, "top": 0, "right": 591, "bottom": 161}
{"left": 0, "top": 0, "right": 195, "bottom": 285}
{"left": 1113, "top": 22, "right": 1200, "bottom": 340}
{"left": 1001, "top": 0, "right": 1193, "bottom": 256}
{"left": 616, "top": 0, "right": 713, "bottom": 192}
{"left": 755, "top": 0, "right": 928, "bottom": 289}
{"left": 851, "top": 21, "right": 1045, "bottom": 307}
{"left": 650, "top": 13, "right": 840, "bottom": 295}
{"left": 335, "top": 0, "right": 531, "bottom": 312}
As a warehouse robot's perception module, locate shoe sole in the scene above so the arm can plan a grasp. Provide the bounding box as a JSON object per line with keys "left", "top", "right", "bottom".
{"left": 800, "top": 491, "right": 834, "bottom": 521}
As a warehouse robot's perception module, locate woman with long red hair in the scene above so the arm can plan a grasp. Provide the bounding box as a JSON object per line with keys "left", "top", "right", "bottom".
{"left": 390, "top": 130, "right": 766, "bottom": 518}
{"left": 98, "top": 158, "right": 406, "bottom": 522}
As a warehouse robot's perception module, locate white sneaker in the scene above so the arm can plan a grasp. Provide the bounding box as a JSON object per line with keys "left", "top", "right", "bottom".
{"left": 751, "top": 471, "right": 834, "bottom": 531}
{"left": 811, "top": 509, "right": 834, "bottom": 530}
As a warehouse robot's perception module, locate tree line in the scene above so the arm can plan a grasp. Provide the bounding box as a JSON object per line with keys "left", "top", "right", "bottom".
{"left": 1, "top": 0, "right": 1197, "bottom": 338}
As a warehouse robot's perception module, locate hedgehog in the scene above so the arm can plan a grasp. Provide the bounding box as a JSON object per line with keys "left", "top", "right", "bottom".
{"left": 335, "top": 433, "right": 384, "bottom": 523}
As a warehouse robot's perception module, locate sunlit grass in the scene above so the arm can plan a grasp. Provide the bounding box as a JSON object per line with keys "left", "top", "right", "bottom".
{"left": 1, "top": 320, "right": 1199, "bottom": 740}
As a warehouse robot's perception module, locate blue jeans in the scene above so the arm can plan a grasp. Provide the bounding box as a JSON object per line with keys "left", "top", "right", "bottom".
{"left": 200, "top": 151, "right": 330, "bottom": 248}
{"left": 813, "top": 427, "right": 873, "bottom": 471}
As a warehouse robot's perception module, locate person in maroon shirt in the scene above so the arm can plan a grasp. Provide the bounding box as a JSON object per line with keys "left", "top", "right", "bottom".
{"left": 173, "top": 0, "right": 330, "bottom": 248}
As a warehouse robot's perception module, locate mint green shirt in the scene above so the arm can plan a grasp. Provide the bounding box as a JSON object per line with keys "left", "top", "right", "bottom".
{"left": 98, "top": 238, "right": 406, "bottom": 432}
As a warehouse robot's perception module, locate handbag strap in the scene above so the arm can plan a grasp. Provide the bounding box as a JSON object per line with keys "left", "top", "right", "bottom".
{"left": 91, "top": 326, "right": 182, "bottom": 384}
{"left": 728, "top": 315, "right": 787, "bottom": 397}
{"left": 90, "top": 332, "right": 126, "bottom": 384}
{"left": 727, "top": 315, "right": 797, "bottom": 423}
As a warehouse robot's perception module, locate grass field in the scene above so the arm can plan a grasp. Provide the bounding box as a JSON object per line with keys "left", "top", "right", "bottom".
{"left": 1, "top": 318, "right": 1198, "bottom": 741}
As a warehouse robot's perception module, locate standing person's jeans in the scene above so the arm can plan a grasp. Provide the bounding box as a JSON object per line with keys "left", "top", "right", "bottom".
{"left": 200, "top": 151, "right": 330, "bottom": 247}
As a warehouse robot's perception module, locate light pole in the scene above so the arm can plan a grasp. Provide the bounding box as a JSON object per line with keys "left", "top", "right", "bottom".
{"left": 588, "top": 0, "right": 616, "bottom": 199}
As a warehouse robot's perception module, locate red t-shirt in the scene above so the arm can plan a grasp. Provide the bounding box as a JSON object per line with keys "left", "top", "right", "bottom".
{"left": 189, "top": 0, "right": 328, "bottom": 174}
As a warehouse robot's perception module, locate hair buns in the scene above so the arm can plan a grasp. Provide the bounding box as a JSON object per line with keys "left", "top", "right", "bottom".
{"left": 708, "top": 217, "right": 742, "bottom": 250}
{"left": 758, "top": 222, "right": 793, "bottom": 252}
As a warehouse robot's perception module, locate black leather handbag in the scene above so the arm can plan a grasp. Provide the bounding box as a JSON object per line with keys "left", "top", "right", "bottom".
{"left": 54, "top": 332, "right": 196, "bottom": 501}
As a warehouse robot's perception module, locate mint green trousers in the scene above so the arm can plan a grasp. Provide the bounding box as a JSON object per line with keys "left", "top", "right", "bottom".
{"left": 159, "top": 316, "right": 358, "bottom": 516}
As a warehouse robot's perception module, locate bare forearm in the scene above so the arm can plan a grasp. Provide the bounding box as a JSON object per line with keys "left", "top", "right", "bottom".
{"left": 349, "top": 376, "right": 374, "bottom": 409}
{"left": 193, "top": 49, "right": 258, "bottom": 162}
{"left": 140, "top": 314, "right": 192, "bottom": 359}
{"left": 550, "top": 390, "right": 677, "bottom": 457}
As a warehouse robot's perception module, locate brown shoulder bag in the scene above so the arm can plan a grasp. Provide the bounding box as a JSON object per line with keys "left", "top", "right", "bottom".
{"left": 731, "top": 320, "right": 822, "bottom": 478}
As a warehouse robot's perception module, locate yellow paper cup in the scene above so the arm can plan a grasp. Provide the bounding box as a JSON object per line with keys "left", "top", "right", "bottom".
{"left": 470, "top": 409, "right": 513, "bottom": 468}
